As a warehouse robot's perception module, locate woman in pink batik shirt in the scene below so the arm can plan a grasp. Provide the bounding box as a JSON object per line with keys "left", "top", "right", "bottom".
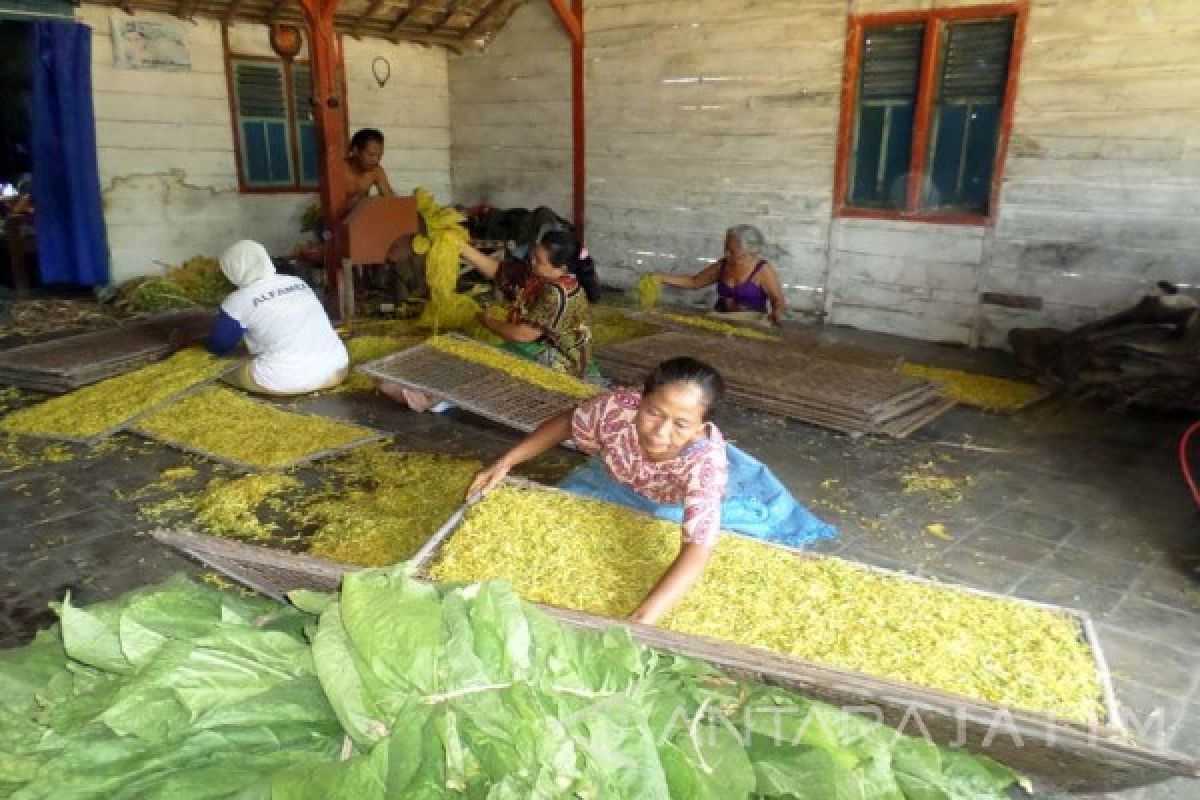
{"left": 467, "top": 357, "right": 728, "bottom": 626}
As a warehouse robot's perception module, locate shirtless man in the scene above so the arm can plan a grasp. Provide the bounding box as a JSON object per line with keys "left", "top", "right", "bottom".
{"left": 342, "top": 128, "right": 425, "bottom": 305}
{"left": 344, "top": 128, "right": 393, "bottom": 211}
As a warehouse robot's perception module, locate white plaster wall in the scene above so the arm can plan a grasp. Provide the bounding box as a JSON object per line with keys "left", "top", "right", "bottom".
{"left": 344, "top": 35, "right": 453, "bottom": 200}
{"left": 83, "top": 5, "right": 451, "bottom": 284}
{"left": 447, "top": 0, "right": 573, "bottom": 216}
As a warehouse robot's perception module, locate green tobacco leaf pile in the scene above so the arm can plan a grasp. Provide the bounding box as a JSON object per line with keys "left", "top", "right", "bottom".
{"left": 0, "top": 571, "right": 1020, "bottom": 799}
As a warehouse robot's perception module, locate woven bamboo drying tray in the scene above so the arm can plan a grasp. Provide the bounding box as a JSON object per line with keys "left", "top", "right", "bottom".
{"left": 0, "top": 309, "right": 215, "bottom": 393}
{"left": 358, "top": 337, "right": 584, "bottom": 434}
{"left": 133, "top": 393, "right": 390, "bottom": 471}
{"left": 0, "top": 375, "right": 229, "bottom": 446}
{"left": 599, "top": 331, "right": 951, "bottom": 436}
{"left": 630, "top": 309, "right": 903, "bottom": 372}
{"left": 152, "top": 520, "right": 1200, "bottom": 794}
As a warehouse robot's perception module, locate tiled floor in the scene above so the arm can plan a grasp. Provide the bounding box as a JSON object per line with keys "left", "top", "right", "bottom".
{"left": 0, "top": 323, "right": 1196, "bottom": 797}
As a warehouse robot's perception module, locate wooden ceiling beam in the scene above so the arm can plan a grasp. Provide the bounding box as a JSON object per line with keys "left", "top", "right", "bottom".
{"left": 461, "top": 0, "right": 505, "bottom": 39}
{"left": 119, "top": 0, "right": 482, "bottom": 48}
{"left": 389, "top": 1, "right": 416, "bottom": 33}
{"left": 383, "top": 28, "right": 465, "bottom": 47}
{"left": 427, "top": 0, "right": 459, "bottom": 33}
{"left": 351, "top": 0, "right": 385, "bottom": 39}
{"left": 223, "top": 0, "right": 245, "bottom": 24}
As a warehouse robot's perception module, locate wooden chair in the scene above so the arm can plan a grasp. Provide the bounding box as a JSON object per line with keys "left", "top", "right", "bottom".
{"left": 339, "top": 195, "right": 420, "bottom": 319}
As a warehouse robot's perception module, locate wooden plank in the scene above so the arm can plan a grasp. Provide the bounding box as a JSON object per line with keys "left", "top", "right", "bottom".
{"left": 830, "top": 305, "right": 973, "bottom": 345}
{"left": 461, "top": 0, "right": 515, "bottom": 39}
{"left": 996, "top": 208, "right": 1200, "bottom": 252}
{"left": 834, "top": 220, "right": 986, "bottom": 263}
{"left": 94, "top": 121, "right": 234, "bottom": 152}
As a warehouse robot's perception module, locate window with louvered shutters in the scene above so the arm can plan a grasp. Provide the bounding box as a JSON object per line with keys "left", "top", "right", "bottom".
{"left": 291, "top": 64, "right": 319, "bottom": 188}
{"left": 838, "top": 8, "right": 1021, "bottom": 221}
{"left": 925, "top": 18, "right": 1014, "bottom": 213}
{"left": 233, "top": 60, "right": 294, "bottom": 187}
{"left": 849, "top": 24, "right": 924, "bottom": 210}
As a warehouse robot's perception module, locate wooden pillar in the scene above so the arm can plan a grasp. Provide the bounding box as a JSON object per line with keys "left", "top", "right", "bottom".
{"left": 548, "top": 0, "right": 584, "bottom": 236}
{"left": 298, "top": 0, "right": 348, "bottom": 316}
{"left": 570, "top": 0, "right": 584, "bottom": 237}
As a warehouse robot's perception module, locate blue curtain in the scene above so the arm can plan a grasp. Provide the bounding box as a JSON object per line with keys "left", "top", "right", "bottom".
{"left": 31, "top": 21, "right": 109, "bottom": 286}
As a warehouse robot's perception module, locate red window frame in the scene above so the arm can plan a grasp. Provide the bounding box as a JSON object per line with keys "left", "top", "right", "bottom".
{"left": 832, "top": 1, "right": 1029, "bottom": 226}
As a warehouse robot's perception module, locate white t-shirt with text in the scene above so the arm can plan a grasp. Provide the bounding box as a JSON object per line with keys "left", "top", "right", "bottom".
{"left": 221, "top": 274, "right": 348, "bottom": 393}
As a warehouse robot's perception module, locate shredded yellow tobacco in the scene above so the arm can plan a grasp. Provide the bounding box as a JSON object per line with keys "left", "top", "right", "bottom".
{"left": 429, "top": 487, "right": 1106, "bottom": 724}
{"left": 0, "top": 386, "right": 21, "bottom": 415}
{"left": 137, "top": 445, "right": 478, "bottom": 563}
{"left": 413, "top": 188, "right": 480, "bottom": 332}
{"left": 0, "top": 348, "right": 227, "bottom": 440}
{"left": 427, "top": 335, "right": 600, "bottom": 399}
{"left": 635, "top": 274, "right": 661, "bottom": 310}
{"left": 899, "top": 363, "right": 1044, "bottom": 412}
{"left": 347, "top": 318, "right": 426, "bottom": 338}
{"left": 135, "top": 386, "right": 380, "bottom": 468}
{"left": 118, "top": 256, "right": 231, "bottom": 312}
{"left": 900, "top": 461, "right": 973, "bottom": 508}
{"left": 160, "top": 465, "right": 199, "bottom": 482}
{"left": 346, "top": 335, "right": 416, "bottom": 365}
{"left": 0, "top": 436, "right": 76, "bottom": 474}
{"left": 653, "top": 311, "right": 778, "bottom": 341}
{"left": 591, "top": 306, "right": 661, "bottom": 346}
{"left": 300, "top": 448, "right": 480, "bottom": 565}
{"left": 193, "top": 473, "right": 301, "bottom": 539}
{"left": 116, "top": 463, "right": 203, "bottom": 504}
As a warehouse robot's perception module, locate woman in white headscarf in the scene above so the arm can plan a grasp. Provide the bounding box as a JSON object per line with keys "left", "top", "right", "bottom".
{"left": 207, "top": 240, "right": 349, "bottom": 395}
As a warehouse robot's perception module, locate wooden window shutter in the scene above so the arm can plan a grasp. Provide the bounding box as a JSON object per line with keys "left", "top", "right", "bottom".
{"left": 291, "top": 64, "right": 319, "bottom": 188}
{"left": 233, "top": 60, "right": 294, "bottom": 187}
{"left": 924, "top": 18, "right": 1015, "bottom": 213}
{"left": 849, "top": 23, "right": 925, "bottom": 209}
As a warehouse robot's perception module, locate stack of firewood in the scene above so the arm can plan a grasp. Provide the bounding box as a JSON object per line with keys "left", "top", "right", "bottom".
{"left": 1010, "top": 286, "right": 1200, "bottom": 412}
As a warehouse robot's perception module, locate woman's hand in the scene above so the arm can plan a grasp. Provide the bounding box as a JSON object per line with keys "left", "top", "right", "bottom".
{"left": 627, "top": 542, "right": 713, "bottom": 626}
{"left": 466, "top": 460, "right": 511, "bottom": 500}
{"left": 628, "top": 606, "right": 662, "bottom": 626}
{"left": 463, "top": 411, "right": 575, "bottom": 500}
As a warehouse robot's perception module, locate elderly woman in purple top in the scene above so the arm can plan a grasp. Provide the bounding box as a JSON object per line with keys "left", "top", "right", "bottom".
{"left": 652, "top": 225, "right": 787, "bottom": 326}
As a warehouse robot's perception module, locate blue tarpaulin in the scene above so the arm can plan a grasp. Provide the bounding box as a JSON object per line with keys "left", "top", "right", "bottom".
{"left": 31, "top": 20, "right": 109, "bottom": 286}
{"left": 559, "top": 442, "right": 837, "bottom": 549}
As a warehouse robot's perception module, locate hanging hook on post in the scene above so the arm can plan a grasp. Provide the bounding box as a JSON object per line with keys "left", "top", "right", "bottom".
{"left": 371, "top": 57, "right": 391, "bottom": 88}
